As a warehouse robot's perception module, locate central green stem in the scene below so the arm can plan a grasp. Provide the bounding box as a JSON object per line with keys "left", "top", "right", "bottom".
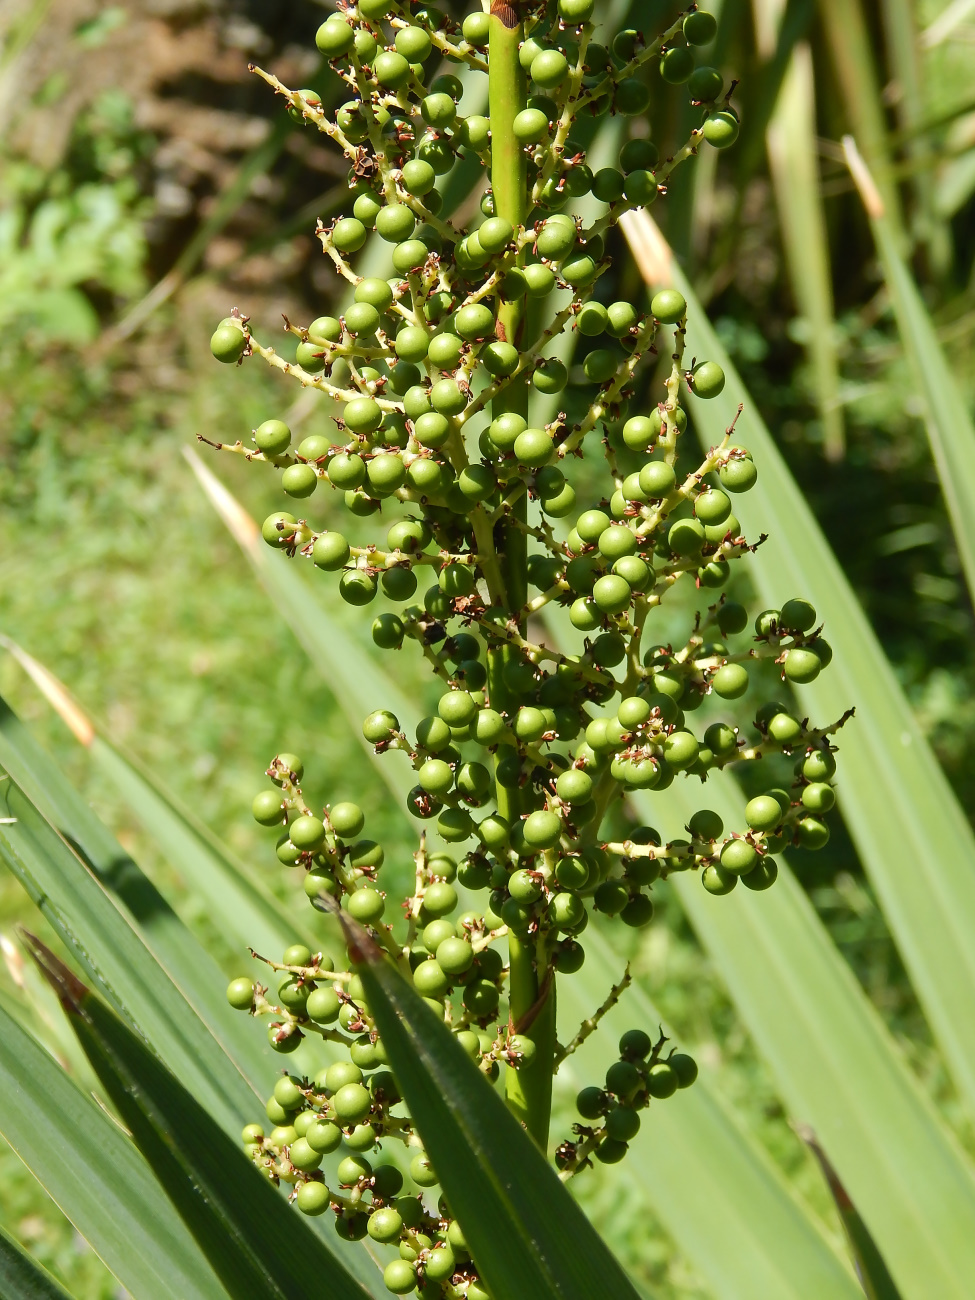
{"left": 488, "top": 1, "right": 555, "bottom": 1150}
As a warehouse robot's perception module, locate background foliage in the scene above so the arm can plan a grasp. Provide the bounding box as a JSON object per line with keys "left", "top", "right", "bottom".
{"left": 1, "top": 0, "right": 974, "bottom": 1294}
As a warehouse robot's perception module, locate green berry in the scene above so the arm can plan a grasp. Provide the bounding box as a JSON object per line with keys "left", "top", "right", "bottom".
{"left": 703, "top": 109, "right": 740, "bottom": 149}
{"left": 702, "top": 862, "right": 737, "bottom": 894}
{"left": 332, "top": 1082, "right": 371, "bottom": 1124}
{"left": 660, "top": 46, "right": 694, "bottom": 84}
{"left": 313, "top": 532, "right": 351, "bottom": 571}
{"left": 711, "top": 663, "right": 749, "bottom": 699}
{"left": 306, "top": 986, "right": 340, "bottom": 1023}
{"left": 226, "top": 977, "right": 254, "bottom": 1010}
{"left": 689, "top": 66, "right": 723, "bottom": 100}
{"left": 331, "top": 801, "right": 365, "bottom": 838}
{"left": 784, "top": 648, "right": 822, "bottom": 684}
{"left": 646, "top": 1061, "right": 679, "bottom": 1098}
{"left": 639, "top": 461, "right": 677, "bottom": 497}
{"left": 252, "top": 790, "right": 284, "bottom": 826}
{"left": 720, "top": 838, "right": 758, "bottom": 875}
{"left": 689, "top": 360, "right": 725, "bottom": 398}
{"left": 297, "top": 1180, "right": 331, "bottom": 1215}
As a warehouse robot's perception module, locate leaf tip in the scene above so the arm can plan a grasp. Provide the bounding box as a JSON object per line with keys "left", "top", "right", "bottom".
{"left": 20, "top": 929, "right": 89, "bottom": 1014}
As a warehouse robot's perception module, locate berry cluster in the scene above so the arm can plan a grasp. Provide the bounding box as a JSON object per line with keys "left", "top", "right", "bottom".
{"left": 209, "top": 2, "right": 849, "bottom": 1292}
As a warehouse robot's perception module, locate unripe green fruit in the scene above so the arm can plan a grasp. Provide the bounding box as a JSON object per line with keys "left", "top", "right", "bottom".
{"left": 592, "top": 166, "right": 625, "bottom": 203}
{"left": 524, "top": 262, "right": 556, "bottom": 296}
{"left": 578, "top": 301, "right": 608, "bottom": 337}
{"left": 423, "top": 880, "right": 458, "bottom": 918}
{"left": 661, "top": 46, "right": 694, "bottom": 84}
{"left": 606, "top": 1059, "right": 642, "bottom": 1099}
{"left": 297, "top": 1180, "right": 331, "bottom": 1215}
{"left": 689, "top": 66, "right": 723, "bottom": 101}
{"left": 562, "top": 252, "right": 599, "bottom": 287}
{"left": 532, "top": 48, "right": 569, "bottom": 88}
{"left": 802, "top": 782, "right": 835, "bottom": 813}
{"left": 779, "top": 597, "right": 817, "bottom": 632}
{"left": 347, "top": 887, "right": 385, "bottom": 924}
{"left": 409, "top": 1151, "right": 439, "bottom": 1187}
{"left": 436, "top": 936, "right": 473, "bottom": 975}
{"left": 616, "top": 77, "right": 651, "bottom": 116}
{"left": 606, "top": 1106, "right": 641, "bottom": 1142}
{"left": 711, "top": 663, "right": 749, "bottom": 699}
{"left": 694, "top": 489, "right": 731, "bottom": 524}
{"left": 607, "top": 301, "right": 640, "bottom": 336}
{"left": 684, "top": 10, "right": 717, "bottom": 43}
{"left": 514, "top": 427, "right": 553, "bottom": 467}
{"left": 330, "top": 801, "right": 364, "bottom": 838}
{"left": 289, "top": 1137, "right": 322, "bottom": 1173}
{"left": 332, "top": 217, "right": 367, "bottom": 253}
{"left": 803, "top": 748, "right": 836, "bottom": 781}
{"left": 280, "top": 463, "right": 317, "bottom": 500}
{"left": 354, "top": 192, "right": 382, "bottom": 224}
{"left": 784, "top": 647, "right": 822, "bottom": 684}
{"left": 620, "top": 138, "right": 659, "bottom": 172}
{"left": 328, "top": 453, "right": 365, "bottom": 490}
{"left": 337, "top": 1154, "right": 371, "bottom": 1186}
{"left": 537, "top": 219, "right": 576, "bottom": 259}
{"left": 430, "top": 378, "right": 467, "bottom": 415}
{"left": 313, "top": 532, "right": 351, "bottom": 571}
{"left": 745, "top": 795, "right": 782, "bottom": 831}
{"left": 481, "top": 340, "right": 519, "bottom": 377}
{"left": 316, "top": 16, "right": 354, "bottom": 57}
{"left": 640, "top": 461, "right": 677, "bottom": 497}
{"left": 556, "top": 769, "right": 592, "bottom": 805}
{"left": 743, "top": 857, "right": 779, "bottom": 890}
{"left": 720, "top": 453, "right": 758, "bottom": 492}
{"left": 559, "top": 0, "right": 595, "bottom": 19}
{"left": 308, "top": 315, "right": 341, "bottom": 344}
{"left": 376, "top": 203, "right": 416, "bottom": 244}
{"left": 306, "top": 986, "right": 340, "bottom": 1024}
{"left": 647, "top": 1061, "right": 679, "bottom": 1098}
{"left": 703, "top": 109, "right": 740, "bottom": 149}
{"left": 395, "top": 24, "right": 431, "bottom": 62}
{"left": 344, "top": 396, "right": 382, "bottom": 433}
{"left": 332, "top": 1082, "right": 371, "bottom": 1125}
{"left": 210, "top": 323, "right": 245, "bottom": 363}
{"left": 720, "top": 838, "right": 758, "bottom": 875}
{"left": 598, "top": 525, "right": 637, "bottom": 560}
{"left": 668, "top": 518, "right": 706, "bottom": 555}
{"left": 523, "top": 809, "right": 562, "bottom": 849}
{"left": 226, "top": 977, "right": 254, "bottom": 1009}
{"left": 458, "top": 114, "right": 491, "bottom": 152}
{"left": 252, "top": 790, "right": 284, "bottom": 826}
{"left": 462, "top": 11, "right": 490, "bottom": 43}
{"left": 513, "top": 107, "right": 549, "bottom": 143}
{"left": 689, "top": 360, "right": 725, "bottom": 398}
{"left": 339, "top": 570, "right": 377, "bottom": 607}
{"left": 421, "top": 92, "right": 456, "bottom": 129}
{"left": 478, "top": 216, "right": 513, "bottom": 253}
{"left": 255, "top": 419, "right": 291, "bottom": 455}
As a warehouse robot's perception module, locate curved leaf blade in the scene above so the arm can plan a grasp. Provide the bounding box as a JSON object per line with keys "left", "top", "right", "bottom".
{"left": 633, "top": 775, "right": 975, "bottom": 1300}
{"left": 28, "top": 937, "right": 371, "bottom": 1300}
{"left": 338, "top": 907, "right": 644, "bottom": 1300}
{"left": 0, "top": 689, "right": 275, "bottom": 1096}
{"left": 0, "top": 1000, "right": 227, "bottom": 1300}
{"left": 622, "top": 209, "right": 975, "bottom": 1120}
{"left": 563, "top": 931, "right": 861, "bottom": 1300}
{"left": 0, "top": 773, "right": 258, "bottom": 1136}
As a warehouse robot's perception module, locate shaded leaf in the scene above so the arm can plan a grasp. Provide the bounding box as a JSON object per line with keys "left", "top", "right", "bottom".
{"left": 0, "top": 1222, "right": 72, "bottom": 1300}
{"left": 28, "top": 935, "right": 372, "bottom": 1300}
{"left": 0, "top": 998, "right": 226, "bottom": 1300}
{"left": 329, "top": 903, "right": 644, "bottom": 1300}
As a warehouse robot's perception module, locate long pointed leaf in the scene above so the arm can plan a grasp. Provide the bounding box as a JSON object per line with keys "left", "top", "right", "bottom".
{"left": 796, "top": 1125, "right": 904, "bottom": 1300}
{"left": 336, "top": 905, "right": 643, "bottom": 1300}
{"left": 622, "top": 209, "right": 975, "bottom": 1121}
{"left": 29, "top": 937, "right": 370, "bottom": 1300}
{"left": 0, "top": 1223, "right": 72, "bottom": 1300}
{"left": 634, "top": 775, "right": 975, "bottom": 1300}
{"left": 0, "top": 773, "right": 258, "bottom": 1136}
{"left": 0, "top": 999, "right": 226, "bottom": 1300}
{"left": 0, "top": 689, "right": 274, "bottom": 1095}
{"left": 764, "top": 38, "right": 845, "bottom": 459}
{"left": 844, "top": 136, "right": 975, "bottom": 605}
{"left": 563, "top": 930, "right": 862, "bottom": 1300}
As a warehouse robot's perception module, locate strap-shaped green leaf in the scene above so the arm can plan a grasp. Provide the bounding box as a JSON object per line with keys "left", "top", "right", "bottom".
{"left": 635, "top": 776, "right": 975, "bottom": 1300}
{"left": 0, "top": 1222, "right": 72, "bottom": 1300}
{"left": 340, "top": 907, "right": 644, "bottom": 1300}
{"left": 622, "top": 209, "right": 975, "bottom": 1121}
{"left": 565, "top": 931, "right": 862, "bottom": 1300}
{"left": 0, "top": 1000, "right": 226, "bottom": 1300}
{"left": 796, "top": 1125, "right": 904, "bottom": 1300}
{"left": 0, "top": 690, "right": 274, "bottom": 1097}
{"left": 845, "top": 136, "right": 975, "bottom": 605}
{"left": 28, "top": 938, "right": 371, "bottom": 1300}
{"left": 0, "top": 773, "right": 257, "bottom": 1136}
